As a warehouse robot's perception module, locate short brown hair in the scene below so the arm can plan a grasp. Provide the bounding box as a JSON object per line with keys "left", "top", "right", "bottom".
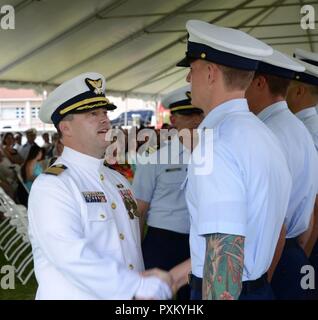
{"left": 218, "top": 65, "right": 255, "bottom": 91}
{"left": 256, "top": 73, "right": 291, "bottom": 97}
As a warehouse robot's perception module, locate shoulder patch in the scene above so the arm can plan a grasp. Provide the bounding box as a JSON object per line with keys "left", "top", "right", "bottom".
{"left": 44, "top": 164, "right": 67, "bottom": 176}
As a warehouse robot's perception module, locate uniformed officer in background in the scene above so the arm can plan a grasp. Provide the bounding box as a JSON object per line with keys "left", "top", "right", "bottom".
{"left": 28, "top": 72, "right": 172, "bottom": 300}
{"left": 132, "top": 85, "right": 203, "bottom": 300}
{"left": 245, "top": 50, "right": 318, "bottom": 299}
{"left": 288, "top": 48, "right": 318, "bottom": 299}
{"left": 288, "top": 50, "right": 318, "bottom": 150}
{"left": 170, "top": 20, "right": 292, "bottom": 300}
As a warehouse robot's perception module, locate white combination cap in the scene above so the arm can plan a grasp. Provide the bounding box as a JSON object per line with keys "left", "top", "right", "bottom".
{"left": 161, "top": 85, "right": 203, "bottom": 114}
{"left": 257, "top": 49, "right": 305, "bottom": 79}
{"left": 39, "top": 72, "right": 116, "bottom": 125}
{"left": 177, "top": 20, "right": 273, "bottom": 70}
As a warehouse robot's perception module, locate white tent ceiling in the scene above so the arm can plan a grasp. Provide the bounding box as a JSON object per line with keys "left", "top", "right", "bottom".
{"left": 0, "top": 0, "right": 317, "bottom": 99}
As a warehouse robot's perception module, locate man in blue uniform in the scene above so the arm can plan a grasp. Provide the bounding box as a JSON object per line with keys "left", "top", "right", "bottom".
{"left": 133, "top": 85, "right": 203, "bottom": 299}
{"left": 289, "top": 48, "right": 318, "bottom": 298}
{"left": 170, "top": 20, "right": 292, "bottom": 300}
{"left": 245, "top": 50, "right": 318, "bottom": 299}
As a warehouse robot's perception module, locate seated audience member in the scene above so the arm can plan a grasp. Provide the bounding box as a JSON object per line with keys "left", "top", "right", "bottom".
{"left": 48, "top": 138, "right": 64, "bottom": 166}
{"left": 1, "top": 132, "right": 24, "bottom": 165}
{"left": 19, "top": 128, "right": 39, "bottom": 160}
{"left": 21, "top": 145, "right": 44, "bottom": 192}
{"left": 13, "top": 132, "right": 23, "bottom": 153}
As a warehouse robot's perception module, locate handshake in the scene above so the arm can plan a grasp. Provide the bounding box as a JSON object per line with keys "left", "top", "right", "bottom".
{"left": 135, "top": 260, "right": 190, "bottom": 300}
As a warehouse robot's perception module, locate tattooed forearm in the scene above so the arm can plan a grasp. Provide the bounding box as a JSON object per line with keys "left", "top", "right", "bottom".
{"left": 203, "top": 233, "right": 245, "bottom": 300}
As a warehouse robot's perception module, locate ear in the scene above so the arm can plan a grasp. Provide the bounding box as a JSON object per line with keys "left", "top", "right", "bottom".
{"left": 207, "top": 63, "right": 217, "bottom": 86}
{"left": 255, "top": 75, "right": 267, "bottom": 90}
{"left": 170, "top": 114, "right": 176, "bottom": 125}
{"left": 59, "top": 120, "right": 72, "bottom": 138}
{"left": 296, "top": 84, "right": 306, "bottom": 97}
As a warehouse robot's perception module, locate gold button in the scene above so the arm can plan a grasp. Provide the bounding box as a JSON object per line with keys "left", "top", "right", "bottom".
{"left": 119, "top": 233, "right": 125, "bottom": 240}
{"left": 111, "top": 202, "right": 117, "bottom": 209}
{"left": 100, "top": 174, "right": 104, "bottom": 181}
{"left": 200, "top": 52, "right": 206, "bottom": 59}
{"left": 100, "top": 214, "right": 106, "bottom": 219}
{"left": 128, "top": 264, "right": 134, "bottom": 270}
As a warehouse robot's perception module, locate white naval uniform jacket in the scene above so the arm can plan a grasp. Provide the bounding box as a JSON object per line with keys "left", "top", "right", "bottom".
{"left": 28, "top": 147, "right": 144, "bottom": 300}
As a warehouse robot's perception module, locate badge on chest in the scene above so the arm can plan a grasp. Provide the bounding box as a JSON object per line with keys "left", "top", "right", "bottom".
{"left": 82, "top": 191, "right": 107, "bottom": 203}
{"left": 117, "top": 187, "right": 139, "bottom": 219}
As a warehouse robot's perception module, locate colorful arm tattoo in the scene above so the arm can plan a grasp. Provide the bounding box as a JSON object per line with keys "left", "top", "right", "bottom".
{"left": 203, "top": 233, "right": 245, "bottom": 300}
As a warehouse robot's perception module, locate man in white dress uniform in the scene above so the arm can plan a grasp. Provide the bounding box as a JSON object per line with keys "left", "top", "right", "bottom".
{"left": 28, "top": 72, "right": 172, "bottom": 300}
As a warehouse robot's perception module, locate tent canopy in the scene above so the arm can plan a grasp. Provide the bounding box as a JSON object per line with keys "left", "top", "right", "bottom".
{"left": 0, "top": 0, "right": 317, "bottom": 99}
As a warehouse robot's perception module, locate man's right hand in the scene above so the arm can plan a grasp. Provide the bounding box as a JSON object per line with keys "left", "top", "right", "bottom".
{"left": 134, "top": 268, "right": 173, "bottom": 300}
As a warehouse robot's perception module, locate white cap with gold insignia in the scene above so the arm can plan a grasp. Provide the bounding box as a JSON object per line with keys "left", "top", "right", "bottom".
{"left": 161, "top": 85, "right": 203, "bottom": 115}
{"left": 39, "top": 72, "right": 116, "bottom": 126}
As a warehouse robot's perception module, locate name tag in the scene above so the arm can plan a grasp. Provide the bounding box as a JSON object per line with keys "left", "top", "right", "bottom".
{"left": 82, "top": 192, "right": 107, "bottom": 203}
{"left": 165, "top": 167, "right": 182, "bottom": 172}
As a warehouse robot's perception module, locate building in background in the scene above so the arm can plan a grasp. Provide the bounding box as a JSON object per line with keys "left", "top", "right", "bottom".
{"left": 0, "top": 88, "right": 162, "bottom": 132}
{"left": 0, "top": 88, "right": 51, "bottom": 132}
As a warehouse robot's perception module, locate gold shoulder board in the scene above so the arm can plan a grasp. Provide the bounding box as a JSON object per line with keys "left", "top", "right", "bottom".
{"left": 44, "top": 164, "right": 67, "bottom": 176}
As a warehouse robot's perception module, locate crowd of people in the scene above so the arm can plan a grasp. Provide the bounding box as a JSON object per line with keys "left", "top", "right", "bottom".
{"left": 0, "top": 129, "right": 64, "bottom": 204}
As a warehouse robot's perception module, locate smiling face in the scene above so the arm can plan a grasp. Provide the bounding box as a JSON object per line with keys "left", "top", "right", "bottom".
{"left": 59, "top": 108, "right": 111, "bottom": 158}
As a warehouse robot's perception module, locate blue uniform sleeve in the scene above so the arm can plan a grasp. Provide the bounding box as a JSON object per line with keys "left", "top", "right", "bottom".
{"left": 132, "top": 163, "right": 156, "bottom": 203}
{"left": 194, "top": 142, "right": 247, "bottom": 237}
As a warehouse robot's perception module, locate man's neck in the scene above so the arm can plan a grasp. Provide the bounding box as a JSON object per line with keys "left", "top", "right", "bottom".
{"left": 203, "top": 91, "right": 245, "bottom": 115}
{"left": 289, "top": 99, "right": 318, "bottom": 114}
{"left": 252, "top": 96, "right": 285, "bottom": 115}
{"left": 64, "top": 143, "right": 104, "bottom": 160}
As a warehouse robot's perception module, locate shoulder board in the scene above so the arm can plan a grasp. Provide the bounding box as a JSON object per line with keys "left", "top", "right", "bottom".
{"left": 44, "top": 164, "right": 67, "bottom": 176}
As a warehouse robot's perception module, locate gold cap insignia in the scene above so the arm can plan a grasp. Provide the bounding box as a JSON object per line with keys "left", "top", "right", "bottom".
{"left": 85, "top": 78, "right": 104, "bottom": 95}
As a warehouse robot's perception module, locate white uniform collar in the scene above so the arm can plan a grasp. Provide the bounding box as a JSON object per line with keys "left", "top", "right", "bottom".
{"left": 257, "top": 101, "right": 288, "bottom": 122}
{"left": 199, "top": 98, "right": 249, "bottom": 129}
{"left": 60, "top": 146, "right": 103, "bottom": 171}
{"left": 296, "top": 106, "right": 318, "bottom": 121}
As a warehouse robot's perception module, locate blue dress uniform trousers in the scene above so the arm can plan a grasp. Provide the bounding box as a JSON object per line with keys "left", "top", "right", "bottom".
{"left": 271, "top": 238, "right": 314, "bottom": 300}
{"left": 142, "top": 226, "right": 190, "bottom": 300}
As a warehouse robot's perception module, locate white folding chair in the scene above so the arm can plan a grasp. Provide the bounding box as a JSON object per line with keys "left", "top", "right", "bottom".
{"left": 5, "top": 236, "right": 30, "bottom": 262}
{"left": 0, "top": 222, "right": 17, "bottom": 250}
{"left": 16, "top": 251, "right": 33, "bottom": 274}
{"left": 17, "top": 252, "right": 34, "bottom": 285}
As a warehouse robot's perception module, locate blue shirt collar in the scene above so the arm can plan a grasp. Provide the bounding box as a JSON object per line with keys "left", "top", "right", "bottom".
{"left": 257, "top": 101, "right": 288, "bottom": 122}
{"left": 296, "top": 107, "right": 318, "bottom": 121}
{"left": 199, "top": 98, "right": 249, "bottom": 129}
